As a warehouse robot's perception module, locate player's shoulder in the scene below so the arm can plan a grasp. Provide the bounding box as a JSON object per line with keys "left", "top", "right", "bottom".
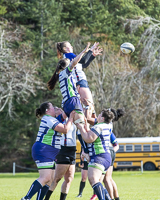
{"left": 43, "top": 115, "right": 58, "bottom": 123}
{"left": 92, "top": 123, "right": 103, "bottom": 132}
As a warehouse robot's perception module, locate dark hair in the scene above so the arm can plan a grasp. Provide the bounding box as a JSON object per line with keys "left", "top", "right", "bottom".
{"left": 111, "top": 108, "right": 125, "bottom": 122}
{"left": 36, "top": 101, "right": 50, "bottom": 118}
{"left": 57, "top": 41, "right": 69, "bottom": 59}
{"left": 47, "top": 58, "right": 70, "bottom": 90}
{"left": 102, "top": 109, "right": 115, "bottom": 124}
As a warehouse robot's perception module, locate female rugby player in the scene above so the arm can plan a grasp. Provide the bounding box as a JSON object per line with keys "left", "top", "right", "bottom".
{"left": 44, "top": 108, "right": 78, "bottom": 200}
{"left": 56, "top": 41, "right": 103, "bottom": 111}
{"left": 21, "top": 102, "right": 75, "bottom": 200}
{"left": 75, "top": 109, "right": 115, "bottom": 200}
{"left": 47, "top": 43, "right": 91, "bottom": 161}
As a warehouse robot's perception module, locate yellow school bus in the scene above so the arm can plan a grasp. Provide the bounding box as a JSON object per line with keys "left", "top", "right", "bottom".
{"left": 76, "top": 137, "right": 160, "bottom": 170}
{"left": 114, "top": 137, "right": 160, "bottom": 170}
{"left": 76, "top": 140, "right": 82, "bottom": 168}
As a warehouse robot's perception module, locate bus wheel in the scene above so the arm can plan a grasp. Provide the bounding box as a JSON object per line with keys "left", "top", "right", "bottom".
{"left": 144, "top": 162, "right": 156, "bottom": 171}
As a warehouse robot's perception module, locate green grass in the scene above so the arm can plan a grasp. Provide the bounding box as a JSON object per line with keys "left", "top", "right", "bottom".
{"left": 0, "top": 171, "right": 160, "bottom": 200}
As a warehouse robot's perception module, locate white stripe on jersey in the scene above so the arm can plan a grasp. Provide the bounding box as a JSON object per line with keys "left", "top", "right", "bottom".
{"left": 72, "top": 63, "right": 87, "bottom": 83}
{"left": 59, "top": 67, "right": 78, "bottom": 105}
{"left": 88, "top": 123, "right": 112, "bottom": 156}
{"left": 61, "top": 120, "right": 77, "bottom": 147}
{"left": 36, "top": 115, "right": 61, "bottom": 148}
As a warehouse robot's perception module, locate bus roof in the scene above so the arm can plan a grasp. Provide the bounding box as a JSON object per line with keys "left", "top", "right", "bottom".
{"left": 116, "top": 137, "right": 160, "bottom": 144}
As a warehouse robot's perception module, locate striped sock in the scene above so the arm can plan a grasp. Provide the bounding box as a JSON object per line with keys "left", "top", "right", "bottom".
{"left": 25, "top": 180, "right": 42, "bottom": 199}
{"left": 92, "top": 182, "right": 105, "bottom": 200}
{"left": 103, "top": 188, "right": 111, "bottom": 200}
{"left": 36, "top": 184, "right": 49, "bottom": 200}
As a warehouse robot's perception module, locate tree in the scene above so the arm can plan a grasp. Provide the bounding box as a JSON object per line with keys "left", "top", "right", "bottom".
{"left": 86, "top": 41, "right": 160, "bottom": 137}
{"left": 0, "top": 21, "right": 44, "bottom": 117}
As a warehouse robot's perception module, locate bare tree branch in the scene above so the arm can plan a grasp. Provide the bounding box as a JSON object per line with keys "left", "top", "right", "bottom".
{"left": 0, "top": 21, "right": 45, "bottom": 117}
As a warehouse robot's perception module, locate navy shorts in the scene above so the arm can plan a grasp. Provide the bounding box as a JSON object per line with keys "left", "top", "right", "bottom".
{"left": 76, "top": 80, "right": 89, "bottom": 88}
{"left": 32, "top": 142, "right": 60, "bottom": 169}
{"left": 63, "top": 96, "right": 83, "bottom": 117}
{"left": 88, "top": 152, "right": 111, "bottom": 172}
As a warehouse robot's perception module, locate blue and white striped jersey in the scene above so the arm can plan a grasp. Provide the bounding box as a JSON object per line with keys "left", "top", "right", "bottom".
{"left": 63, "top": 53, "right": 87, "bottom": 83}
{"left": 36, "top": 115, "right": 61, "bottom": 149}
{"left": 59, "top": 66, "right": 79, "bottom": 106}
{"left": 61, "top": 120, "right": 77, "bottom": 147}
{"left": 88, "top": 122, "right": 113, "bottom": 156}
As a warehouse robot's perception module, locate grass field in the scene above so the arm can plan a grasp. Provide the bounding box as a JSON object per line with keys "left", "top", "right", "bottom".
{"left": 0, "top": 171, "right": 160, "bottom": 200}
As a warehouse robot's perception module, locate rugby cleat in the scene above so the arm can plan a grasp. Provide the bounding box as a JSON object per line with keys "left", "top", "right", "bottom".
{"left": 76, "top": 194, "right": 82, "bottom": 198}
{"left": 90, "top": 194, "right": 98, "bottom": 200}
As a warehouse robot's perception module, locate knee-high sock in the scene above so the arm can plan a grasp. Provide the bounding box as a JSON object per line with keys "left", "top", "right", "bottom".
{"left": 36, "top": 185, "right": 49, "bottom": 200}
{"left": 92, "top": 182, "right": 105, "bottom": 200}
{"left": 103, "top": 188, "right": 112, "bottom": 200}
{"left": 60, "top": 192, "right": 67, "bottom": 200}
{"left": 79, "top": 181, "right": 86, "bottom": 195}
{"left": 44, "top": 190, "right": 53, "bottom": 200}
{"left": 25, "top": 180, "right": 43, "bottom": 199}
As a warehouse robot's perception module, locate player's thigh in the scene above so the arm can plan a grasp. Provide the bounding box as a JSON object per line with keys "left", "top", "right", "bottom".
{"left": 79, "top": 87, "right": 93, "bottom": 103}
{"left": 64, "top": 164, "right": 75, "bottom": 182}
{"left": 54, "top": 164, "right": 70, "bottom": 180}
{"left": 81, "top": 168, "right": 88, "bottom": 181}
{"left": 88, "top": 167, "right": 102, "bottom": 186}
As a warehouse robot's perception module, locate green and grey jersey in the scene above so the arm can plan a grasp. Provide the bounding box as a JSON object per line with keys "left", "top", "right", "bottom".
{"left": 36, "top": 115, "right": 61, "bottom": 149}
{"left": 88, "top": 122, "right": 113, "bottom": 156}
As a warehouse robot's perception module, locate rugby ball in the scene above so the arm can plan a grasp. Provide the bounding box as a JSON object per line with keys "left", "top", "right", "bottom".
{"left": 120, "top": 42, "right": 135, "bottom": 54}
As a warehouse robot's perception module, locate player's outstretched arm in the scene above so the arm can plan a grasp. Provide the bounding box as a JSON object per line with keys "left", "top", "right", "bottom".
{"left": 69, "top": 43, "right": 90, "bottom": 70}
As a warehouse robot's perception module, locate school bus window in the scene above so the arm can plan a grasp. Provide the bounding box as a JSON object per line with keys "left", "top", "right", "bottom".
{"left": 152, "top": 144, "right": 159, "bottom": 151}
{"left": 143, "top": 144, "right": 150, "bottom": 151}
{"left": 126, "top": 145, "right": 133, "bottom": 152}
{"left": 134, "top": 145, "right": 141, "bottom": 152}
{"left": 114, "top": 137, "right": 160, "bottom": 170}
{"left": 118, "top": 145, "right": 124, "bottom": 152}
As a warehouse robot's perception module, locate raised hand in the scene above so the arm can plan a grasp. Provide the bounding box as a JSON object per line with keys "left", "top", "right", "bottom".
{"left": 90, "top": 42, "right": 99, "bottom": 51}
{"left": 69, "top": 110, "right": 76, "bottom": 121}
{"left": 70, "top": 42, "right": 91, "bottom": 70}
{"left": 92, "top": 46, "right": 103, "bottom": 56}
{"left": 54, "top": 107, "right": 63, "bottom": 117}
{"left": 83, "top": 42, "right": 91, "bottom": 53}
{"left": 75, "top": 122, "right": 84, "bottom": 130}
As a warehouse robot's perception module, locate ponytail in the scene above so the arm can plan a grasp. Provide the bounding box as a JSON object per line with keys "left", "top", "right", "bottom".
{"left": 111, "top": 108, "right": 125, "bottom": 122}
{"left": 35, "top": 108, "right": 41, "bottom": 118}
{"left": 47, "top": 71, "right": 59, "bottom": 90}
{"left": 47, "top": 58, "right": 70, "bottom": 90}
{"left": 36, "top": 101, "right": 50, "bottom": 119}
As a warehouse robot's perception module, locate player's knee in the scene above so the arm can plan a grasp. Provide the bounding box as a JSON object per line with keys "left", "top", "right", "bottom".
{"left": 74, "top": 113, "right": 84, "bottom": 124}
{"left": 81, "top": 176, "right": 87, "bottom": 182}
{"left": 42, "top": 174, "right": 52, "bottom": 183}
{"left": 88, "top": 176, "right": 97, "bottom": 186}
{"left": 65, "top": 176, "right": 73, "bottom": 184}
{"left": 55, "top": 177, "right": 62, "bottom": 184}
